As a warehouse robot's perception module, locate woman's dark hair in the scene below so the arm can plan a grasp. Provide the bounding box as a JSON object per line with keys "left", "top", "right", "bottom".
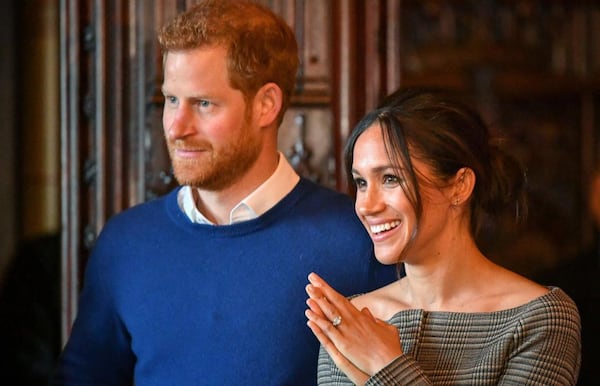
{"left": 344, "top": 88, "right": 527, "bottom": 239}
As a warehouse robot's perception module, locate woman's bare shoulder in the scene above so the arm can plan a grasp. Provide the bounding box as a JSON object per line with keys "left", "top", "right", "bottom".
{"left": 476, "top": 267, "right": 550, "bottom": 311}
{"left": 350, "top": 280, "right": 409, "bottom": 320}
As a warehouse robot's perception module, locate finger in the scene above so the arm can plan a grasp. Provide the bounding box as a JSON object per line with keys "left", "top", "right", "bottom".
{"left": 307, "top": 319, "right": 370, "bottom": 384}
{"left": 306, "top": 306, "right": 346, "bottom": 342}
{"left": 307, "top": 273, "right": 353, "bottom": 321}
{"left": 306, "top": 318, "right": 334, "bottom": 352}
{"left": 361, "top": 306, "right": 391, "bottom": 328}
{"left": 306, "top": 282, "right": 345, "bottom": 324}
{"left": 306, "top": 317, "right": 342, "bottom": 355}
{"left": 360, "top": 307, "right": 377, "bottom": 322}
{"left": 305, "top": 307, "right": 336, "bottom": 331}
{"left": 316, "top": 297, "right": 344, "bottom": 327}
{"left": 305, "top": 296, "right": 326, "bottom": 318}
{"left": 308, "top": 273, "right": 346, "bottom": 304}
{"left": 305, "top": 284, "right": 331, "bottom": 319}
{"left": 305, "top": 283, "right": 325, "bottom": 300}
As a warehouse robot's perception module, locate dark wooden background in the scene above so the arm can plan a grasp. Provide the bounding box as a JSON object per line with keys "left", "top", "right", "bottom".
{"left": 59, "top": 0, "right": 600, "bottom": 342}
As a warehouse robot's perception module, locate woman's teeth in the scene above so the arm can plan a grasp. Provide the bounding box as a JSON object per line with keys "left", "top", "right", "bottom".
{"left": 370, "top": 221, "right": 401, "bottom": 235}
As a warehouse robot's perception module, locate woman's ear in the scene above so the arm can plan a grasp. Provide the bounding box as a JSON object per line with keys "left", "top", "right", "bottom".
{"left": 254, "top": 82, "right": 283, "bottom": 128}
{"left": 451, "top": 167, "right": 475, "bottom": 206}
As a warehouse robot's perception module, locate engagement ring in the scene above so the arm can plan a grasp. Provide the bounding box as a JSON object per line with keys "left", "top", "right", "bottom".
{"left": 332, "top": 315, "right": 342, "bottom": 327}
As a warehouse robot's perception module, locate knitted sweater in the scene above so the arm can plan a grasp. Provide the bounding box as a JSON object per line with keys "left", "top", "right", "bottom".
{"left": 52, "top": 179, "right": 395, "bottom": 386}
{"left": 318, "top": 287, "right": 581, "bottom": 385}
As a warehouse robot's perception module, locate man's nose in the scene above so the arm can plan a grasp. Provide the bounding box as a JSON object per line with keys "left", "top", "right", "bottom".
{"left": 165, "top": 105, "right": 195, "bottom": 140}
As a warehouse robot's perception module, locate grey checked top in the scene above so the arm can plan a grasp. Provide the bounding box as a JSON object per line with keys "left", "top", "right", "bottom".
{"left": 317, "top": 287, "right": 581, "bottom": 385}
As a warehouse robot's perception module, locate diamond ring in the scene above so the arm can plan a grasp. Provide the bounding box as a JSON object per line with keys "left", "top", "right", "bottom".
{"left": 332, "top": 315, "right": 342, "bottom": 327}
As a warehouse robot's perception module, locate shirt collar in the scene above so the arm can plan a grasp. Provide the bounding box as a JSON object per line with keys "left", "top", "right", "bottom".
{"left": 178, "top": 152, "right": 300, "bottom": 225}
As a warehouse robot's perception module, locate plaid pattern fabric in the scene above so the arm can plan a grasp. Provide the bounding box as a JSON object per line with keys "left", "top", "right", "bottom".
{"left": 318, "top": 287, "right": 581, "bottom": 385}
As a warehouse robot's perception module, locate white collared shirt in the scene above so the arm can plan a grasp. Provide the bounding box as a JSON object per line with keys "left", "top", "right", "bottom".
{"left": 177, "top": 152, "right": 300, "bottom": 225}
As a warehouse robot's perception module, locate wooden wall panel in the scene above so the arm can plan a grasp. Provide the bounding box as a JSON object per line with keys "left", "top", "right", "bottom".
{"left": 60, "top": 0, "right": 599, "bottom": 343}
{"left": 60, "top": 0, "right": 181, "bottom": 340}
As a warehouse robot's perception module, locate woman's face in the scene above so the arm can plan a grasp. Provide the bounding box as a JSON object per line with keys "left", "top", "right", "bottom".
{"left": 351, "top": 124, "right": 453, "bottom": 265}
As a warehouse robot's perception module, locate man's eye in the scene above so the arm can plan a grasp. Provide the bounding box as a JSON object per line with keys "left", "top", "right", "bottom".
{"left": 198, "top": 100, "right": 211, "bottom": 108}
{"left": 165, "top": 96, "right": 177, "bottom": 104}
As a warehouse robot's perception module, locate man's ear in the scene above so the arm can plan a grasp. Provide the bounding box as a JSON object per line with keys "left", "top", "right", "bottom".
{"left": 254, "top": 82, "right": 283, "bottom": 128}
{"left": 451, "top": 167, "right": 476, "bottom": 206}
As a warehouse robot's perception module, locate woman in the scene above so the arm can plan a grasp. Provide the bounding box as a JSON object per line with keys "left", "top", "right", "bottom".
{"left": 305, "top": 89, "right": 581, "bottom": 385}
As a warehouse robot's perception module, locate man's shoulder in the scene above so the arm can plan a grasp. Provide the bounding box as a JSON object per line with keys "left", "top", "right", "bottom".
{"left": 293, "top": 178, "right": 354, "bottom": 208}
{"left": 103, "top": 187, "right": 179, "bottom": 230}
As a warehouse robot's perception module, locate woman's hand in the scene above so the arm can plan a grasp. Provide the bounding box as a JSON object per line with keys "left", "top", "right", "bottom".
{"left": 305, "top": 272, "right": 402, "bottom": 384}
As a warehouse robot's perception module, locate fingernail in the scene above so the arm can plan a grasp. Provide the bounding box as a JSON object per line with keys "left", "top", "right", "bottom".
{"left": 308, "top": 272, "right": 321, "bottom": 286}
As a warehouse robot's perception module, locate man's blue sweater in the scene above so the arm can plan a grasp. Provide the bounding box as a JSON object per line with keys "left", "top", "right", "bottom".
{"left": 52, "top": 179, "right": 395, "bottom": 385}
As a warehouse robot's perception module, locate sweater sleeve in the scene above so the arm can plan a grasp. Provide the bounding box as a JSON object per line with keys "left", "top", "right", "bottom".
{"left": 365, "top": 354, "right": 432, "bottom": 386}
{"left": 497, "top": 290, "right": 581, "bottom": 385}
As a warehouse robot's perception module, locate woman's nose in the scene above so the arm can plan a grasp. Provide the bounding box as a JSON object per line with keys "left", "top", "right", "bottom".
{"left": 356, "top": 186, "right": 384, "bottom": 216}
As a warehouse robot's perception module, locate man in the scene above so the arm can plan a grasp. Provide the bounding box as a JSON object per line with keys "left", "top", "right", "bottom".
{"left": 51, "top": 1, "right": 393, "bottom": 384}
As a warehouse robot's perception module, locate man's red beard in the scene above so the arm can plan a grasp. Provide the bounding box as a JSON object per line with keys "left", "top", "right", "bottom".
{"left": 167, "top": 132, "right": 262, "bottom": 191}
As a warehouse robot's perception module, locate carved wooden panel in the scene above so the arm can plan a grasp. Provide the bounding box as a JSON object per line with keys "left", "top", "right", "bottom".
{"left": 255, "top": 0, "right": 333, "bottom": 105}
{"left": 60, "top": 0, "right": 177, "bottom": 340}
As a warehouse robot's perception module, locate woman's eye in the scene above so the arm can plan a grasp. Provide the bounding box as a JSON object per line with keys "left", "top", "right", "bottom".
{"left": 353, "top": 177, "right": 366, "bottom": 189}
{"left": 383, "top": 175, "right": 401, "bottom": 185}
